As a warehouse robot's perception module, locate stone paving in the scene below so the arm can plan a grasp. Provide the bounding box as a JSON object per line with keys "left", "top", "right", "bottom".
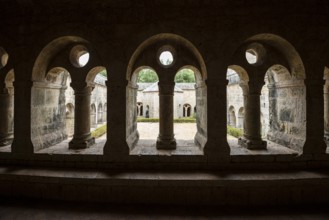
{"left": 0, "top": 123, "right": 299, "bottom": 155}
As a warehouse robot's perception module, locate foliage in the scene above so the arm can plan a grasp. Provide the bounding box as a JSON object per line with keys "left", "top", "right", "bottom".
{"left": 227, "top": 125, "right": 243, "bottom": 138}
{"left": 137, "top": 69, "right": 158, "bottom": 83}
{"left": 98, "top": 69, "right": 107, "bottom": 77}
{"left": 174, "top": 117, "right": 196, "bottom": 123}
{"left": 137, "top": 117, "right": 196, "bottom": 123}
{"left": 137, "top": 118, "right": 159, "bottom": 122}
{"left": 175, "top": 69, "right": 196, "bottom": 83}
{"left": 91, "top": 124, "right": 107, "bottom": 138}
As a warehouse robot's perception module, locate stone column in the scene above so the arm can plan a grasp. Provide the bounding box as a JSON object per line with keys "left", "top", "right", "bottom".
{"left": 324, "top": 83, "right": 329, "bottom": 141}
{"left": 203, "top": 79, "right": 230, "bottom": 158}
{"left": 238, "top": 82, "right": 267, "bottom": 149}
{"left": 12, "top": 81, "right": 34, "bottom": 154}
{"left": 69, "top": 82, "right": 95, "bottom": 149}
{"left": 104, "top": 81, "right": 129, "bottom": 156}
{"left": 156, "top": 81, "right": 176, "bottom": 149}
{"left": 0, "top": 87, "right": 14, "bottom": 146}
{"left": 303, "top": 79, "right": 327, "bottom": 154}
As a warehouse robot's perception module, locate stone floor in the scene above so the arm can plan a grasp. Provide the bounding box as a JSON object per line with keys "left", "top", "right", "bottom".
{"left": 0, "top": 197, "right": 329, "bottom": 220}
{"left": 0, "top": 123, "right": 298, "bottom": 155}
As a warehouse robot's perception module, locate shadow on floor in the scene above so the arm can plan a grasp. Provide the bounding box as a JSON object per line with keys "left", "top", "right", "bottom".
{"left": 1, "top": 197, "right": 329, "bottom": 220}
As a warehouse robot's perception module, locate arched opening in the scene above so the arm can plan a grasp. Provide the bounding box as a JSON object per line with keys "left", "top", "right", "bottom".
{"left": 127, "top": 67, "right": 159, "bottom": 146}
{"left": 173, "top": 67, "right": 198, "bottom": 143}
{"left": 103, "top": 103, "right": 107, "bottom": 122}
{"left": 90, "top": 103, "right": 97, "bottom": 128}
{"left": 137, "top": 102, "right": 143, "bottom": 116}
{"left": 126, "top": 34, "right": 207, "bottom": 155}
{"left": 238, "top": 107, "right": 244, "bottom": 129}
{"left": 228, "top": 106, "right": 237, "bottom": 127}
{"left": 265, "top": 65, "right": 306, "bottom": 152}
{"left": 98, "top": 103, "right": 103, "bottom": 124}
{"left": 228, "top": 34, "right": 306, "bottom": 154}
{"left": 0, "top": 69, "right": 14, "bottom": 149}
{"left": 31, "top": 67, "right": 72, "bottom": 151}
{"left": 226, "top": 67, "right": 246, "bottom": 143}
{"left": 65, "top": 103, "right": 74, "bottom": 137}
{"left": 183, "top": 104, "right": 192, "bottom": 117}
{"left": 32, "top": 36, "right": 105, "bottom": 154}
{"left": 322, "top": 66, "right": 329, "bottom": 154}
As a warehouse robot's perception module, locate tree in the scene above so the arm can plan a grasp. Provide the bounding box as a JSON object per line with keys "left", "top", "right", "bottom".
{"left": 175, "top": 69, "right": 195, "bottom": 83}
{"left": 137, "top": 69, "right": 158, "bottom": 82}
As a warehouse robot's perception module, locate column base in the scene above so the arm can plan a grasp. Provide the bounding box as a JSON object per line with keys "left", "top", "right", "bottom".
{"left": 156, "top": 137, "right": 176, "bottom": 150}
{"left": 69, "top": 137, "right": 95, "bottom": 149}
{"left": 0, "top": 137, "right": 13, "bottom": 147}
{"left": 238, "top": 137, "right": 267, "bottom": 150}
{"left": 324, "top": 133, "right": 329, "bottom": 142}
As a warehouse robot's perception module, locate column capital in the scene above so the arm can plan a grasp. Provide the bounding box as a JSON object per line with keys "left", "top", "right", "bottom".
{"left": 305, "top": 78, "right": 325, "bottom": 87}
{"left": 205, "top": 79, "right": 228, "bottom": 87}
{"left": 158, "top": 81, "right": 175, "bottom": 95}
{"left": 13, "top": 80, "right": 33, "bottom": 88}
{"left": 70, "top": 82, "right": 93, "bottom": 95}
{"left": 248, "top": 80, "right": 265, "bottom": 95}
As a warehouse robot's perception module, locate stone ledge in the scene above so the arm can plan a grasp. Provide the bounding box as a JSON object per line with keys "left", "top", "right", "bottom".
{"left": 1, "top": 166, "right": 329, "bottom": 205}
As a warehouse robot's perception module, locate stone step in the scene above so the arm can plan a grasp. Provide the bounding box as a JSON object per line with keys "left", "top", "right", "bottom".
{"left": 1, "top": 166, "right": 329, "bottom": 205}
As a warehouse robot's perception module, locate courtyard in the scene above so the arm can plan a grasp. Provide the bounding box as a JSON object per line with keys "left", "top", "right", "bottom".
{"left": 24, "top": 122, "right": 298, "bottom": 156}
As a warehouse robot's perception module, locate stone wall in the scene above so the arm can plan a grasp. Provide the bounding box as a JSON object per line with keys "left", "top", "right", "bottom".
{"left": 31, "top": 85, "right": 67, "bottom": 151}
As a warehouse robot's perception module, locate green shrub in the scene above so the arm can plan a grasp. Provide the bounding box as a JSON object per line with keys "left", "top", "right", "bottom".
{"left": 227, "top": 125, "right": 243, "bottom": 138}
{"left": 137, "top": 117, "right": 196, "bottom": 123}
{"left": 174, "top": 117, "right": 196, "bottom": 123}
{"left": 91, "top": 124, "right": 107, "bottom": 138}
{"left": 137, "top": 118, "right": 159, "bottom": 122}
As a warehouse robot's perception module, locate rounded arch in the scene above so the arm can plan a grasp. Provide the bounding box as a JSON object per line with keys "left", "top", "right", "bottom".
{"left": 176, "top": 65, "right": 201, "bottom": 83}
{"left": 90, "top": 103, "right": 97, "bottom": 128}
{"left": 227, "top": 65, "right": 249, "bottom": 95}
{"left": 244, "top": 33, "right": 305, "bottom": 80}
{"left": 86, "top": 66, "right": 107, "bottom": 84}
{"left": 98, "top": 103, "right": 103, "bottom": 124}
{"left": 45, "top": 67, "right": 70, "bottom": 86}
{"left": 228, "top": 106, "right": 237, "bottom": 128}
{"left": 5, "top": 69, "right": 14, "bottom": 86}
{"left": 66, "top": 103, "right": 75, "bottom": 117}
{"left": 131, "top": 66, "right": 158, "bottom": 86}
{"left": 183, "top": 103, "right": 192, "bottom": 117}
{"left": 126, "top": 33, "right": 207, "bottom": 81}
{"left": 32, "top": 36, "right": 88, "bottom": 82}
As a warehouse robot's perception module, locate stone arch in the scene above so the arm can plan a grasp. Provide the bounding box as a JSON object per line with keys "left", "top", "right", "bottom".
{"left": 266, "top": 64, "right": 306, "bottom": 152}
{"left": 103, "top": 103, "right": 107, "bottom": 122}
{"left": 183, "top": 103, "right": 192, "bottom": 117}
{"left": 32, "top": 36, "right": 88, "bottom": 83}
{"left": 126, "top": 33, "right": 207, "bottom": 81}
{"left": 126, "top": 66, "right": 159, "bottom": 149}
{"left": 137, "top": 102, "right": 143, "bottom": 117}
{"left": 98, "top": 103, "right": 103, "bottom": 124}
{"left": 31, "top": 66, "right": 71, "bottom": 151}
{"left": 227, "top": 65, "right": 249, "bottom": 94}
{"left": 229, "top": 33, "right": 306, "bottom": 152}
{"left": 65, "top": 103, "right": 74, "bottom": 137}
{"left": 30, "top": 35, "right": 96, "bottom": 151}
{"left": 0, "top": 69, "right": 15, "bottom": 146}
{"left": 126, "top": 34, "right": 208, "bottom": 151}
{"left": 228, "top": 106, "right": 237, "bottom": 128}
{"left": 323, "top": 67, "right": 329, "bottom": 142}
{"left": 90, "top": 103, "right": 97, "bottom": 128}
{"left": 238, "top": 107, "right": 245, "bottom": 129}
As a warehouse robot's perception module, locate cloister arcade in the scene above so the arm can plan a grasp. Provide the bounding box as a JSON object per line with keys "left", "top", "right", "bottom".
{"left": 1, "top": 0, "right": 329, "bottom": 205}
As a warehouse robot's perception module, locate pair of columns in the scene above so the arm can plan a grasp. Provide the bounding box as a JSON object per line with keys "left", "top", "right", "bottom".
{"left": 68, "top": 83, "right": 95, "bottom": 149}
{"left": 238, "top": 82, "right": 267, "bottom": 149}
{"left": 0, "top": 87, "right": 14, "bottom": 146}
